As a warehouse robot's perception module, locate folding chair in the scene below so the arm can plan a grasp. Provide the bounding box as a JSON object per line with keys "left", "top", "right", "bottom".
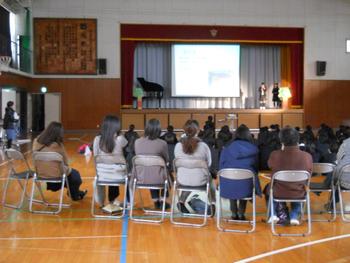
{"left": 2, "top": 149, "right": 35, "bottom": 209}
{"left": 337, "top": 164, "right": 350, "bottom": 222}
{"left": 130, "top": 155, "right": 169, "bottom": 223}
{"left": 91, "top": 154, "right": 128, "bottom": 219}
{"left": 216, "top": 168, "right": 256, "bottom": 233}
{"left": 170, "top": 158, "right": 213, "bottom": 227}
{"left": 270, "top": 170, "right": 311, "bottom": 236}
{"left": 309, "top": 163, "right": 336, "bottom": 221}
{"left": 29, "top": 151, "right": 71, "bottom": 214}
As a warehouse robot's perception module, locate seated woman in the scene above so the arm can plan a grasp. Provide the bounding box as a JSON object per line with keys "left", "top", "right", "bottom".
{"left": 32, "top": 121, "right": 87, "bottom": 201}
{"left": 174, "top": 119, "right": 216, "bottom": 214}
{"left": 134, "top": 119, "right": 170, "bottom": 209}
{"left": 93, "top": 115, "right": 128, "bottom": 212}
{"left": 219, "top": 124, "right": 261, "bottom": 220}
{"left": 267, "top": 126, "right": 313, "bottom": 225}
{"left": 323, "top": 136, "right": 350, "bottom": 207}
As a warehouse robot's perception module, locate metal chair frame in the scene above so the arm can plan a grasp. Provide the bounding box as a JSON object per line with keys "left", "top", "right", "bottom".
{"left": 337, "top": 164, "right": 350, "bottom": 222}
{"left": 29, "top": 151, "right": 71, "bottom": 214}
{"left": 129, "top": 155, "right": 169, "bottom": 223}
{"left": 170, "top": 158, "right": 213, "bottom": 227}
{"left": 269, "top": 170, "right": 312, "bottom": 237}
{"left": 91, "top": 154, "right": 129, "bottom": 219}
{"left": 309, "top": 163, "right": 336, "bottom": 222}
{"left": 2, "top": 149, "right": 45, "bottom": 209}
{"left": 216, "top": 168, "right": 256, "bottom": 233}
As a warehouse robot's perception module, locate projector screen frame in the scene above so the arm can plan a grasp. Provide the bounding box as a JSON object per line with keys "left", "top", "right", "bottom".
{"left": 171, "top": 43, "right": 241, "bottom": 98}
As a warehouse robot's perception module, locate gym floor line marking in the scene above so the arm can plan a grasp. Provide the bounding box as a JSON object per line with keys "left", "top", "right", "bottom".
{"left": 0, "top": 235, "right": 126, "bottom": 241}
{"left": 0, "top": 216, "right": 125, "bottom": 223}
{"left": 235, "top": 233, "right": 350, "bottom": 263}
{"left": 119, "top": 215, "right": 129, "bottom": 263}
{"left": 0, "top": 245, "right": 153, "bottom": 255}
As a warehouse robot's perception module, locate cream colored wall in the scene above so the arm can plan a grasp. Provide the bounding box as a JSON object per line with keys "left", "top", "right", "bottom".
{"left": 31, "top": 0, "right": 350, "bottom": 80}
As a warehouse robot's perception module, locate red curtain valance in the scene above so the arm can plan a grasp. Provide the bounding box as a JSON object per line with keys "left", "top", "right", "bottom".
{"left": 120, "top": 24, "right": 304, "bottom": 107}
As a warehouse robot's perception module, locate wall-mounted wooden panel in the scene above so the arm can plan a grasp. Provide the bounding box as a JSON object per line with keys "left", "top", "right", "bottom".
{"left": 29, "top": 78, "right": 120, "bottom": 130}
{"left": 0, "top": 72, "right": 30, "bottom": 88}
{"left": 192, "top": 113, "right": 213, "bottom": 129}
{"left": 34, "top": 18, "right": 97, "bottom": 74}
{"left": 304, "top": 80, "right": 350, "bottom": 127}
{"left": 260, "top": 114, "right": 282, "bottom": 127}
{"left": 215, "top": 113, "right": 238, "bottom": 130}
{"left": 121, "top": 113, "right": 144, "bottom": 131}
{"left": 169, "top": 113, "right": 191, "bottom": 129}
{"left": 238, "top": 114, "right": 259, "bottom": 129}
{"left": 282, "top": 113, "right": 303, "bottom": 128}
{"left": 145, "top": 113, "right": 168, "bottom": 129}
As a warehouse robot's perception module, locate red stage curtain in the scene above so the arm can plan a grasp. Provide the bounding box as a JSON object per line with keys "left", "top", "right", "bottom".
{"left": 280, "top": 45, "right": 291, "bottom": 88}
{"left": 121, "top": 41, "right": 136, "bottom": 107}
{"left": 290, "top": 44, "right": 303, "bottom": 106}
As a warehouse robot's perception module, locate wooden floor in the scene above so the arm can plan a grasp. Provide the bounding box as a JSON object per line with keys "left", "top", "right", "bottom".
{"left": 1, "top": 133, "right": 350, "bottom": 263}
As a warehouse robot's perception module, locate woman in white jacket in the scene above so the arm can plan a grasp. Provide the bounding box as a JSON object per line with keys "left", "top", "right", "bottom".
{"left": 93, "top": 115, "right": 128, "bottom": 212}
{"left": 174, "top": 119, "right": 216, "bottom": 213}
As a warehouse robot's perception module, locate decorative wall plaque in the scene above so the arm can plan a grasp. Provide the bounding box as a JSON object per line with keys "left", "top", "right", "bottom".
{"left": 34, "top": 18, "right": 97, "bottom": 74}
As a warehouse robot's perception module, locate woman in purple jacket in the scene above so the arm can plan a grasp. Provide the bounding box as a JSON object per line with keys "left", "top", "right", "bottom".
{"left": 219, "top": 124, "right": 261, "bottom": 220}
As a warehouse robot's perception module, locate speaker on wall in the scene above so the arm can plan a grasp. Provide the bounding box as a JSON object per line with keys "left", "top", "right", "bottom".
{"left": 316, "top": 61, "right": 326, "bottom": 76}
{"left": 98, "top": 58, "right": 107, "bottom": 74}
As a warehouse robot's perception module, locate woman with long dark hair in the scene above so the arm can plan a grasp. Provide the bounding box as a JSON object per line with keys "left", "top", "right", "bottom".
{"left": 32, "top": 121, "right": 87, "bottom": 201}
{"left": 134, "top": 118, "right": 170, "bottom": 209}
{"left": 219, "top": 124, "right": 261, "bottom": 220}
{"left": 93, "top": 115, "right": 128, "bottom": 212}
{"left": 174, "top": 119, "right": 216, "bottom": 214}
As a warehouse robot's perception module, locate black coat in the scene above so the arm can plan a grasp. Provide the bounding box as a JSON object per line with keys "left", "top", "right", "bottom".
{"left": 3, "top": 107, "right": 17, "bottom": 129}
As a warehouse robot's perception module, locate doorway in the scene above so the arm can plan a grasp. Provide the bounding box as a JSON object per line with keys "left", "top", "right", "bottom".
{"left": 30, "top": 93, "right": 61, "bottom": 132}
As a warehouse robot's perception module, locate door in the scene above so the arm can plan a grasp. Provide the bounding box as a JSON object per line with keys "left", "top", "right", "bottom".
{"left": 31, "top": 94, "right": 45, "bottom": 132}
{"left": 31, "top": 92, "right": 61, "bottom": 132}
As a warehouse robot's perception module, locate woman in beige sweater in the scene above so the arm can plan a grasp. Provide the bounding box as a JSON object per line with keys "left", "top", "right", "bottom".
{"left": 32, "top": 121, "right": 87, "bottom": 201}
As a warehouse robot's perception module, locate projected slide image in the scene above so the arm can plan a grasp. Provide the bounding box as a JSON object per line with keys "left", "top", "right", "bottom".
{"left": 171, "top": 44, "right": 240, "bottom": 97}
{"left": 209, "top": 70, "right": 234, "bottom": 91}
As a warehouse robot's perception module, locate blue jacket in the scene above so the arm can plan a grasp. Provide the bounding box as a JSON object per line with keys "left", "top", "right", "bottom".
{"left": 219, "top": 139, "right": 258, "bottom": 173}
{"left": 219, "top": 139, "right": 261, "bottom": 196}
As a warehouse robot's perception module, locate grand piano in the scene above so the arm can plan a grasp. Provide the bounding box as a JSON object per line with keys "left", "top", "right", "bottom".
{"left": 137, "top": 77, "right": 164, "bottom": 108}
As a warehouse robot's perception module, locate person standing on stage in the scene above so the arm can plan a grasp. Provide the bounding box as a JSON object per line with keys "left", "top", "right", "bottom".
{"left": 258, "top": 82, "right": 267, "bottom": 109}
{"left": 272, "top": 82, "right": 281, "bottom": 108}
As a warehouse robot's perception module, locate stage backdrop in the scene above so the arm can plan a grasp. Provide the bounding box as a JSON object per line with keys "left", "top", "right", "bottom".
{"left": 134, "top": 43, "right": 280, "bottom": 109}
{"left": 121, "top": 24, "right": 304, "bottom": 107}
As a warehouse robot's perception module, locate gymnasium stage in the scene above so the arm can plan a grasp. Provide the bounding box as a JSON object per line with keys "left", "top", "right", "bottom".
{"left": 121, "top": 108, "right": 304, "bottom": 130}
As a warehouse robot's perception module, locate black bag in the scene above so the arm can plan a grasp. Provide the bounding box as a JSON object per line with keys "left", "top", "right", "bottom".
{"left": 276, "top": 202, "right": 290, "bottom": 225}
{"left": 188, "top": 194, "right": 212, "bottom": 215}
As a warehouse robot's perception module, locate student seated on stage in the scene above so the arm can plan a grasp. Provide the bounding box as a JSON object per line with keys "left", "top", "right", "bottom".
{"left": 93, "top": 115, "right": 128, "bottom": 212}
{"left": 32, "top": 121, "right": 87, "bottom": 201}
{"left": 265, "top": 126, "right": 312, "bottom": 225}
{"left": 219, "top": 124, "right": 262, "bottom": 220}
{"left": 174, "top": 119, "right": 216, "bottom": 214}
{"left": 134, "top": 119, "right": 171, "bottom": 209}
